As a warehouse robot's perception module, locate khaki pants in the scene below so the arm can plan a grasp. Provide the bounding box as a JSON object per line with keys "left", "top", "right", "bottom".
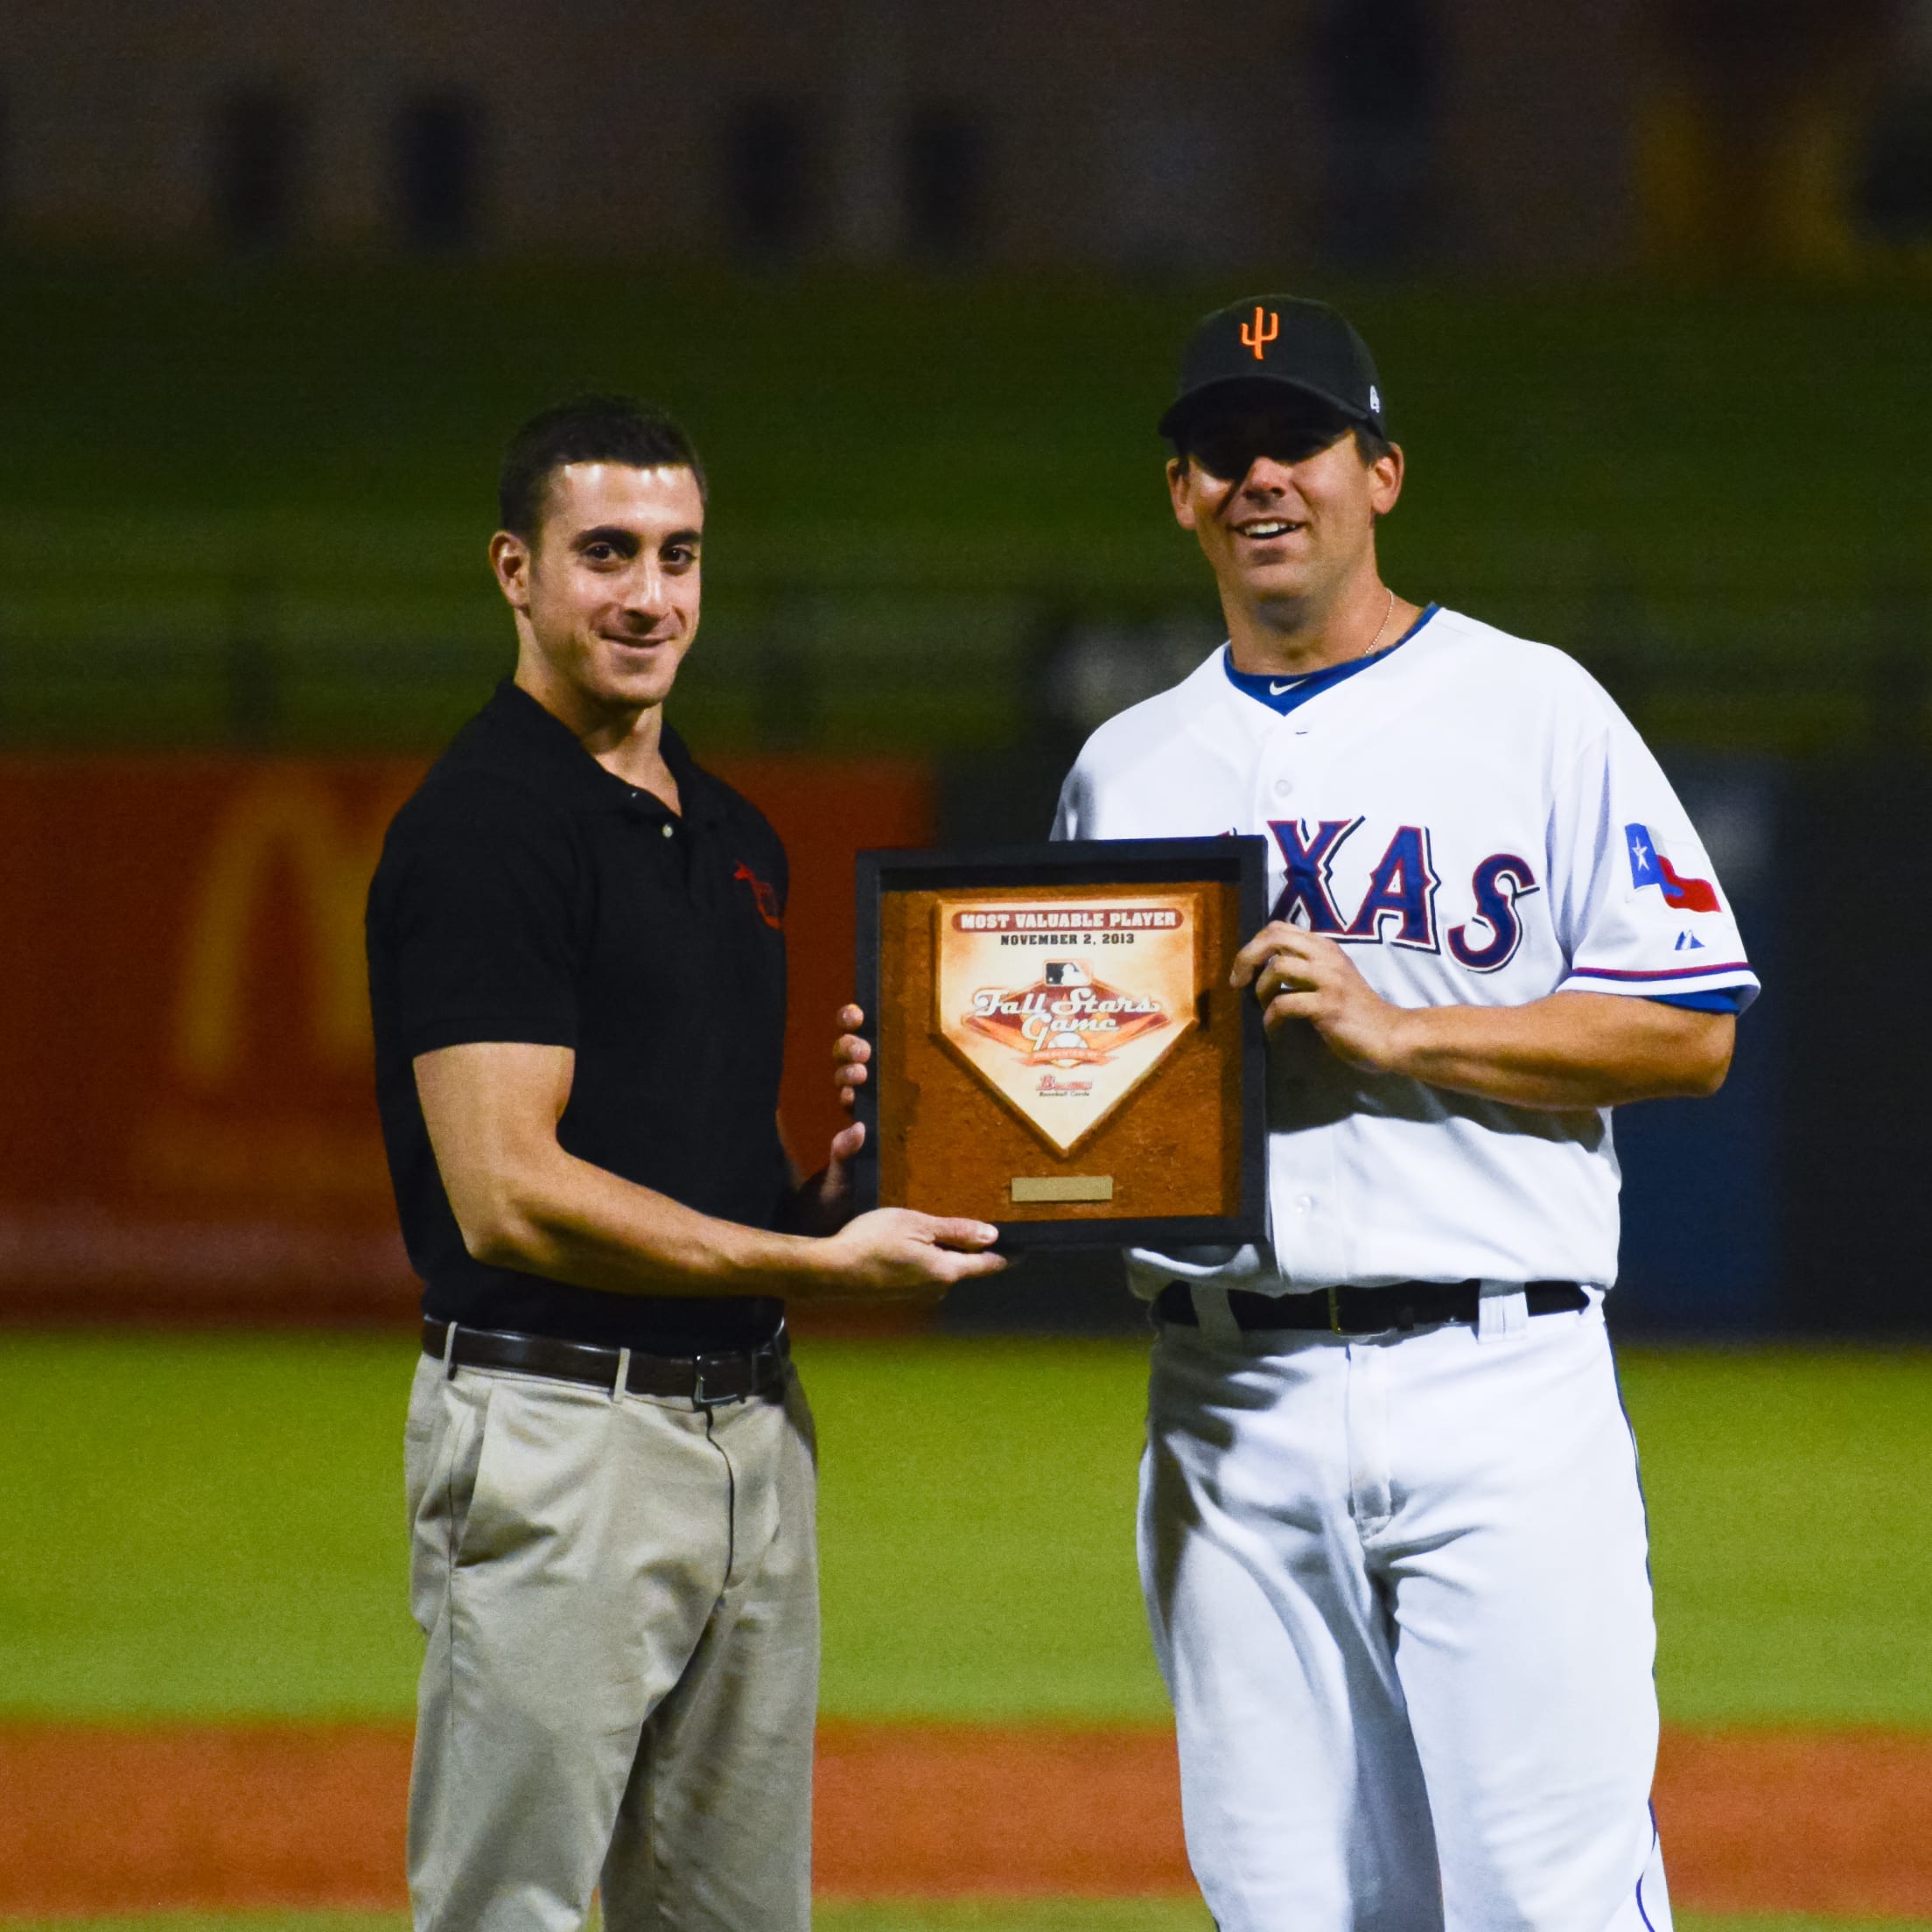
{"left": 402, "top": 1350, "right": 819, "bottom": 1932}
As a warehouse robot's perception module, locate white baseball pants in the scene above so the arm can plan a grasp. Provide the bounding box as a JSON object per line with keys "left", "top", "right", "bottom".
{"left": 1140, "top": 1293, "right": 1671, "bottom": 1932}
{"left": 403, "top": 1354, "right": 819, "bottom": 1932}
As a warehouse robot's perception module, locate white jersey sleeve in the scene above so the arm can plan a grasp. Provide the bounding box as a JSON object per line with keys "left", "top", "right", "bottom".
{"left": 1548, "top": 701, "right": 1759, "bottom": 1008}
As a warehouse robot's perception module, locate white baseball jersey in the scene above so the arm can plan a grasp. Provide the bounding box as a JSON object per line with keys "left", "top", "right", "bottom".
{"left": 1051, "top": 603, "right": 1758, "bottom": 1297}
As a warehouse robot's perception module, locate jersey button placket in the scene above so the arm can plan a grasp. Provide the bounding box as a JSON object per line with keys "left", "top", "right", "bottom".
{"left": 1266, "top": 708, "right": 1308, "bottom": 809}
{"left": 1256, "top": 772, "right": 1290, "bottom": 850}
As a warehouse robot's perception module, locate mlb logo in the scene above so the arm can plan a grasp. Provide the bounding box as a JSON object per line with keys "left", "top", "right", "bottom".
{"left": 1043, "top": 961, "right": 1090, "bottom": 988}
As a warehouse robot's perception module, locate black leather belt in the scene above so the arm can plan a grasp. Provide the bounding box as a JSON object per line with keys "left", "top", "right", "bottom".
{"left": 422, "top": 1317, "right": 790, "bottom": 1405}
{"left": 1153, "top": 1279, "right": 1587, "bottom": 1337}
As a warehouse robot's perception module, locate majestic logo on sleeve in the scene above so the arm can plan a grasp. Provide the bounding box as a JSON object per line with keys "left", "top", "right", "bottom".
{"left": 933, "top": 895, "right": 1200, "bottom": 1154}
{"left": 1624, "top": 824, "right": 1719, "bottom": 913}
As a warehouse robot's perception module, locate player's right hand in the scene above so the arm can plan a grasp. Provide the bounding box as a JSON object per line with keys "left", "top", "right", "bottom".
{"left": 1232, "top": 920, "right": 1408, "bottom": 1071}
{"left": 812, "top": 1207, "right": 1005, "bottom": 1296}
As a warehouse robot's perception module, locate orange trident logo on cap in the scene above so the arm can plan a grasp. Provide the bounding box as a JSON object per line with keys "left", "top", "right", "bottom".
{"left": 1240, "top": 305, "right": 1279, "bottom": 360}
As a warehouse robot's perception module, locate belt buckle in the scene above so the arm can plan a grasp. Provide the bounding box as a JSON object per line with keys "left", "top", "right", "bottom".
{"left": 1327, "top": 1285, "right": 1343, "bottom": 1334}
{"left": 691, "top": 1350, "right": 757, "bottom": 1407}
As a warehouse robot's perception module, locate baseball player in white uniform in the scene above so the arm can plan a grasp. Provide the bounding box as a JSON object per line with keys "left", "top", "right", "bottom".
{"left": 843, "top": 295, "right": 1756, "bottom": 1929}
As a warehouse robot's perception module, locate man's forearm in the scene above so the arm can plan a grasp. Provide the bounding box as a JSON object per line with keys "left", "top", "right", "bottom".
{"left": 463, "top": 1144, "right": 834, "bottom": 1298}
{"left": 413, "top": 1040, "right": 948, "bottom": 1299}
{"left": 1376, "top": 992, "right": 1733, "bottom": 1111}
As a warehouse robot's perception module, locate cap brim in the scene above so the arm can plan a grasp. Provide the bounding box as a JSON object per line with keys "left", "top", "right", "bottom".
{"left": 1158, "top": 374, "right": 1376, "bottom": 442}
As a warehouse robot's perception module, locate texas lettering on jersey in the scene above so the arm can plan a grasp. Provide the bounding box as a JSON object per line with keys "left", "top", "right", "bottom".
{"left": 1269, "top": 816, "right": 1547, "bottom": 972}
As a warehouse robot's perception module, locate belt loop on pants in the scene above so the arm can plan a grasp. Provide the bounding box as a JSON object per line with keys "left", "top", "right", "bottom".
{"left": 1189, "top": 1284, "right": 1243, "bottom": 1348}
{"left": 612, "top": 1347, "right": 632, "bottom": 1400}
{"left": 1477, "top": 1282, "right": 1530, "bottom": 1342}
{"left": 441, "top": 1320, "right": 458, "bottom": 1377}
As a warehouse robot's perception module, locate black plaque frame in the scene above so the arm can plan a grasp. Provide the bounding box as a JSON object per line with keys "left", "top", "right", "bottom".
{"left": 853, "top": 836, "right": 1270, "bottom": 1250}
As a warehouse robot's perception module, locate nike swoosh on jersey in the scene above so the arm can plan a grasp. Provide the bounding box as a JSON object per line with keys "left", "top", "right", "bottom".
{"left": 1269, "top": 680, "right": 1299, "bottom": 696}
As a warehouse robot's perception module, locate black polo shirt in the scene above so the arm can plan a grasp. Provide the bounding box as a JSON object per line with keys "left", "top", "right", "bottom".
{"left": 366, "top": 679, "right": 791, "bottom": 1354}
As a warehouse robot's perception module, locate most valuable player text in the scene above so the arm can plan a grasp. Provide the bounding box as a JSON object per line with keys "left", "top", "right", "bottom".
{"left": 953, "top": 907, "right": 1184, "bottom": 932}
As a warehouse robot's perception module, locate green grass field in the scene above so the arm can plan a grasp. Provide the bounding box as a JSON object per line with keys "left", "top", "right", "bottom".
{"left": 3, "top": 1329, "right": 1928, "bottom": 1931}
{"left": 3, "top": 1331, "right": 1929, "bottom": 1728}
{"left": 4, "top": 261, "right": 1928, "bottom": 752}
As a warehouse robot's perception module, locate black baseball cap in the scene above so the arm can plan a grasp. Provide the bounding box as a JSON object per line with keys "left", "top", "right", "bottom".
{"left": 1158, "top": 295, "right": 1386, "bottom": 444}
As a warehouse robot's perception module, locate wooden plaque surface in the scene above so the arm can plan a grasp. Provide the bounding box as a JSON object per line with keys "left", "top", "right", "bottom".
{"left": 853, "top": 840, "right": 1268, "bottom": 1250}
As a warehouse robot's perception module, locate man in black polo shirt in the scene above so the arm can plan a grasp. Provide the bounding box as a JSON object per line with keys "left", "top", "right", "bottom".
{"left": 366, "top": 395, "right": 1001, "bottom": 1932}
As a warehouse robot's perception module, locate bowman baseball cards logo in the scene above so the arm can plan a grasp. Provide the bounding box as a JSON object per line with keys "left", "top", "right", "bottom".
{"left": 932, "top": 893, "right": 1200, "bottom": 1154}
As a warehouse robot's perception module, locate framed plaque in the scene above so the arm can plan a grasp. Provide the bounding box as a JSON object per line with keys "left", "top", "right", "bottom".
{"left": 852, "top": 838, "right": 1269, "bottom": 1249}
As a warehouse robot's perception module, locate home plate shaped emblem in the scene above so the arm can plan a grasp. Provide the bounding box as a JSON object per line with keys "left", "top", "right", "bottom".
{"left": 933, "top": 892, "right": 1200, "bottom": 1154}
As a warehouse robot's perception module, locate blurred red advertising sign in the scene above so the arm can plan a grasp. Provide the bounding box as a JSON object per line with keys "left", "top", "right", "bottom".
{"left": 0, "top": 752, "right": 929, "bottom": 1321}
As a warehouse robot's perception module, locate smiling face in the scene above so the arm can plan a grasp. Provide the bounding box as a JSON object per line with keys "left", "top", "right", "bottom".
{"left": 489, "top": 460, "right": 704, "bottom": 729}
{"left": 1166, "top": 396, "right": 1403, "bottom": 627}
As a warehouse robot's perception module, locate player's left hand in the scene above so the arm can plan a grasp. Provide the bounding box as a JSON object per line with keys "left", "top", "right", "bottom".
{"left": 1232, "top": 923, "right": 1410, "bottom": 1074}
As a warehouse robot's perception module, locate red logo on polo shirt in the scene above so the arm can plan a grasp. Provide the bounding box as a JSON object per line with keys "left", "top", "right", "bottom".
{"left": 734, "top": 862, "right": 782, "bottom": 929}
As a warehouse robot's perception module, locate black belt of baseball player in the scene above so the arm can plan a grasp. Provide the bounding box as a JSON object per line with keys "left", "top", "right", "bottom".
{"left": 421, "top": 1317, "right": 790, "bottom": 1404}
{"left": 1154, "top": 1279, "right": 1587, "bottom": 1336}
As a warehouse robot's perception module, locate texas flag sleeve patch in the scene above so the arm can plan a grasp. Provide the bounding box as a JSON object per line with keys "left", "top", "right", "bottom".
{"left": 1625, "top": 822, "right": 1721, "bottom": 913}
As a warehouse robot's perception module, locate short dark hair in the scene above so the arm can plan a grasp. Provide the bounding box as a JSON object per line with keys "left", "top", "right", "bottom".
{"left": 1350, "top": 423, "right": 1393, "bottom": 466}
{"left": 497, "top": 395, "right": 707, "bottom": 541}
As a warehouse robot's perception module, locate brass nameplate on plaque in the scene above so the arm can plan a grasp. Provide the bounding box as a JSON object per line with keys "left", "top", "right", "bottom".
{"left": 1011, "top": 1175, "right": 1115, "bottom": 1204}
{"left": 933, "top": 893, "right": 1200, "bottom": 1156}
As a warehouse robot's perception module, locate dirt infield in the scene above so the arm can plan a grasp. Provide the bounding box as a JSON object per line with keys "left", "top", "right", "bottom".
{"left": 2, "top": 1720, "right": 1928, "bottom": 1919}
